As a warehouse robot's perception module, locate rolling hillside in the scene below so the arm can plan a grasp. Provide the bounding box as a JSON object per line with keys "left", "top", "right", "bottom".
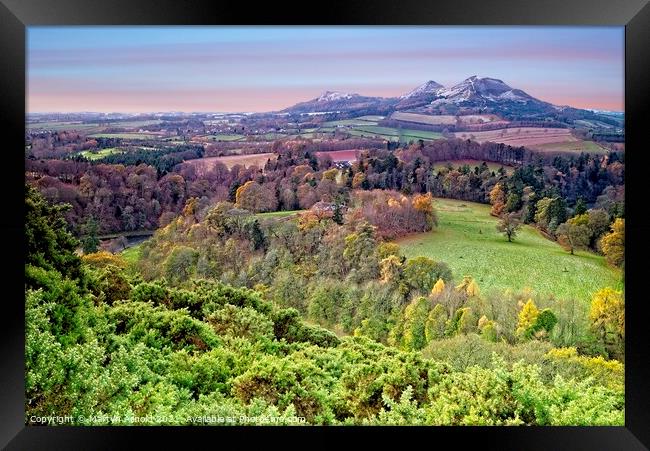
{"left": 396, "top": 198, "right": 622, "bottom": 302}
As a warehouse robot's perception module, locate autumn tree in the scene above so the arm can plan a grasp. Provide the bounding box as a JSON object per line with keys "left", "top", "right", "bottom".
{"left": 556, "top": 221, "right": 591, "bottom": 255}
{"left": 430, "top": 278, "right": 446, "bottom": 296}
{"left": 352, "top": 172, "right": 366, "bottom": 189}
{"left": 82, "top": 251, "right": 127, "bottom": 270}
{"left": 489, "top": 183, "right": 506, "bottom": 217}
{"left": 496, "top": 213, "right": 522, "bottom": 242}
{"left": 589, "top": 287, "right": 624, "bottom": 360}
{"left": 380, "top": 255, "right": 403, "bottom": 285}
{"left": 478, "top": 315, "right": 498, "bottom": 342}
{"left": 402, "top": 256, "right": 452, "bottom": 296}
{"left": 235, "top": 181, "right": 278, "bottom": 213}
{"left": 516, "top": 299, "right": 557, "bottom": 340}
{"left": 412, "top": 192, "right": 437, "bottom": 228}
{"left": 516, "top": 299, "right": 539, "bottom": 339}
{"left": 401, "top": 296, "right": 430, "bottom": 351}
{"left": 600, "top": 218, "right": 624, "bottom": 267}
{"left": 455, "top": 276, "right": 480, "bottom": 297}
{"left": 425, "top": 304, "right": 447, "bottom": 342}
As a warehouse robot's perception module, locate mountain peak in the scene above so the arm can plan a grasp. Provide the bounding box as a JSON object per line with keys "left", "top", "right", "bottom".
{"left": 400, "top": 80, "right": 444, "bottom": 99}
{"left": 434, "top": 76, "right": 528, "bottom": 104}
{"left": 317, "top": 91, "right": 358, "bottom": 102}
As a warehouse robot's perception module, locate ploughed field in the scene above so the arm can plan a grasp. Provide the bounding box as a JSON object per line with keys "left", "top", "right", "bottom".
{"left": 315, "top": 149, "right": 360, "bottom": 162}
{"left": 184, "top": 153, "right": 277, "bottom": 173}
{"left": 454, "top": 127, "right": 608, "bottom": 154}
{"left": 395, "top": 198, "right": 622, "bottom": 302}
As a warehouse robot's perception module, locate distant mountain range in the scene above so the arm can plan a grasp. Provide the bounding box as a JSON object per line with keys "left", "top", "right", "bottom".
{"left": 281, "top": 76, "right": 621, "bottom": 126}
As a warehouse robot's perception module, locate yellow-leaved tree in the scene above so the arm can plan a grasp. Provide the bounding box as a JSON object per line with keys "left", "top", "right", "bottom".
{"left": 589, "top": 287, "right": 625, "bottom": 360}
{"left": 516, "top": 299, "right": 539, "bottom": 338}
{"left": 600, "top": 218, "right": 624, "bottom": 267}
{"left": 431, "top": 278, "right": 446, "bottom": 296}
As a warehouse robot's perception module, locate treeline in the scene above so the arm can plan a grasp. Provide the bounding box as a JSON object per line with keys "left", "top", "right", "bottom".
{"left": 26, "top": 137, "right": 624, "bottom": 237}
{"left": 80, "top": 144, "right": 204, "bottom": 175}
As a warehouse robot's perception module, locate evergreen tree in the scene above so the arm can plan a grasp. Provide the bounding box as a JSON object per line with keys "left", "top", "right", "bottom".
{"left": 81, "top": 216, "right": 100, "bottom": 254}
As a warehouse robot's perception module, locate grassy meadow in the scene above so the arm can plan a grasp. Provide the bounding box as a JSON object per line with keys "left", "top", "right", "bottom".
{"left": 78, "top": 147, "right": 125, "bottom": 160}
{"left": 255, "top": 209, "right": 304, "bottom": 219}
{"left": 396, "top": 198, "right": 622, "bottom": 302}
{"left": 431, "top": 159, "right": 515, "bottom": 174}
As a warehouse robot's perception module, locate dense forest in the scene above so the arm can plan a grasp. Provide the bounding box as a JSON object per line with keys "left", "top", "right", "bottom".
{"left": 26, "top": 185, "right": 624, "bottom": 425}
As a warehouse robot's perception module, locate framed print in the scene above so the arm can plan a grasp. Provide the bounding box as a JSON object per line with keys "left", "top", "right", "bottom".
{"left": 2, "top": 0, "right": 649, "bottom": 448}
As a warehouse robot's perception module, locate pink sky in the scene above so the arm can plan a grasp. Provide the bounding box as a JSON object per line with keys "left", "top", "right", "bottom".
{"left": 28, "top": 27, "right": 624, "bottom": 112}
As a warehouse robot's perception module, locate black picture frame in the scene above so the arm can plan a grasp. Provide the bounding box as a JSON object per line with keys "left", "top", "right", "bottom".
{"left": 2, "top": 0, "right": 649, "bottom": 448}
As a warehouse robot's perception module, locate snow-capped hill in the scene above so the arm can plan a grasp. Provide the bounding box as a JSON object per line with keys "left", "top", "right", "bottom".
{"left": 317, "top": 91, "right": 358, "bottom": 102}
{"left": 400, "top": 80, "right": 444, "bottom": 99}
{"left": 283, "top": 90, "right": 395, "bottom": 114}
{"left": 282, "top": 76, "right": 617, "bottom": 122}
{"left": 433, "top": 76, "right": 538, "bottom": 106}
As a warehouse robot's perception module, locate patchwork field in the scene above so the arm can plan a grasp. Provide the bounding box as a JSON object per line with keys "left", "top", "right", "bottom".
{"left": 395, "top": 198, "right": 622, "bottom": 302}
{"left": 185, "top": 153, "right": 276, "bottom": 172}
{"left": 454, "top": 127, "right": 607, "bottom": 154}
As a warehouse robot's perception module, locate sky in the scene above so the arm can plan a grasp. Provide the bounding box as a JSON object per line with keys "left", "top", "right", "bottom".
{"left": 27, "top": 26, "right": 624, "bottom": 113}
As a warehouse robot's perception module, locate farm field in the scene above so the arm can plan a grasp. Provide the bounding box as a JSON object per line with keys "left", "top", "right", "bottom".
{"left": 391, "top": 112, "right": 455, "bottom": 125}
{"left": 107, "top": 119, "right": 163, "bottom": 128}
{"left": 395, "top": 198, "right": 622, "bottom": 302}
{"left": 202, "top": 134, "right": 245, "bottom": 141}
{"left": 88, "top": 133, "right": 159, "bottom": 139}
{"left": 349, "top": 125, "right": 443, "bottom": 141}
{"left": 27, "top": 122, "right": 107, "bottom": 133}
{"left": 574, "top": 119, "right": 618, "bottom": 129}
{"left": 315, "top": 149, "right": 359, "bottom": 162}
{"left": 78, "top": 147, "right": 125, "bottom": 160}
{"left": 391, "top": 112, "right": 502, "bottom": 125}
{"left": 431, "top": 159, "right": 515, "bottom": 174}
{"left": 454, "top": 127, "right": 607, "bottom": 153}
{"left": 28, "top": 119, "right": 163, "bottom": 133}
{"left": 323, "top": 118, "right": 380, "bottom": 127}
{"left": 533, "top": 140, "right": 608, "bottom": 154}
{"left": 185, "top": 153, "right": 276, "bottom": 172}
